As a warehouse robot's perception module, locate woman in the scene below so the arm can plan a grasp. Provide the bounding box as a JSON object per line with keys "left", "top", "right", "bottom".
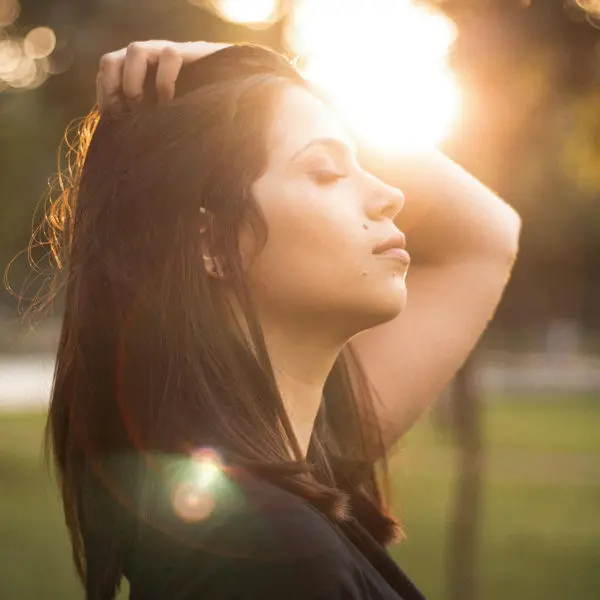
{"left": 42, "top": 41, "right": 521, "bottom": 599}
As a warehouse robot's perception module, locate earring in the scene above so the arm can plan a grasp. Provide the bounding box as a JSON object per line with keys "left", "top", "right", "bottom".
{"left": 199, "top": 208, "right": 207, "bottom": 235}
{"left": 202, "top": 254, "right": 218, "bottom": 277}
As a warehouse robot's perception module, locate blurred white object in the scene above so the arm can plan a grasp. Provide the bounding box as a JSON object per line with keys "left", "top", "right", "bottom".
{"left": 0, "top": 354, "right": 55, "bottom": 411}
{"left": 1, "top": 349, "right": 600, "bottom": 412}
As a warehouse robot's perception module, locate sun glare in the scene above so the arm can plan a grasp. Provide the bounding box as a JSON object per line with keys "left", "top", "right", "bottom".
{"left": 213, "top": 0, "right": 279, "bottom": 25}
{"left": 286, "top": 0, "right": 461, "bottom": 153}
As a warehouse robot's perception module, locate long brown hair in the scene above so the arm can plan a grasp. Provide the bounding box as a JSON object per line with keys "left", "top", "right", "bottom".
{"left": 29, "top": 44, "right": 402, "bottom": 599}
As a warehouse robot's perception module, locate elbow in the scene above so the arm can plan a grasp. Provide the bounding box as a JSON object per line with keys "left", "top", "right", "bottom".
{"left": 476, "top": 202, "right": 522, "bottom": 264}
{"left": 494, "top": 206, "right": 522, "bottom": 263}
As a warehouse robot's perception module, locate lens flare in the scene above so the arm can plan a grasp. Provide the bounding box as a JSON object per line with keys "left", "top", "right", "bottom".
{"left": 169, "top": 447, "right": 225, "bottom": 522}
{"left": 191, "top": 447, "right": 223, "bottom": 486}
{"left": 172, "top": 482, "right": 216, "bottom": 522}
{"left": 286, "top": 0, "right": 461, "bottom": 152}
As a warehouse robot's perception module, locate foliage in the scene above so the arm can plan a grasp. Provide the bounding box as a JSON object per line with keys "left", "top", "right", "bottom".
{"left": 1, "top": 0, "right": 599, "bottom": 329}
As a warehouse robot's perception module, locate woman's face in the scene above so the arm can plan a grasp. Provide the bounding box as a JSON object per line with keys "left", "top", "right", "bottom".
{"left": 240, "top": 84, "right": 408, "bottom": 340}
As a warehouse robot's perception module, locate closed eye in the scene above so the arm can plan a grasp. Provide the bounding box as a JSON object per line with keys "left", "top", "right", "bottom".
{"left": 310, "top": 170, "right": 348, "bottom": 185}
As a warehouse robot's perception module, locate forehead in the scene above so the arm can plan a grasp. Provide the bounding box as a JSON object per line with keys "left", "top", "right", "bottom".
{"left": 266, "top": 85, "right": 355, "bottom": 165}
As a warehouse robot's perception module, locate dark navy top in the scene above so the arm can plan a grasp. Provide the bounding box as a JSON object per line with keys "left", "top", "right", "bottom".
{"left": 118, "top": 460, "right": 427, "bottom": 600}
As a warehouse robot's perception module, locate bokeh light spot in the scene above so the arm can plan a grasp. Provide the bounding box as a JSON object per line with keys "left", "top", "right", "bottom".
{"left": 0, "top": 0, "right": 20, "bottom": 28}
{"left": 24, "top": 27, "right": 56, "bottom": 59}
{"left": 23, "top": 56, "right": 49, "bottom": 90}
{"left": 7, "top": 55, "right": 36, "bottom": 88}
{"left": 0, "top": 38, "right": 22, "bottom": 75}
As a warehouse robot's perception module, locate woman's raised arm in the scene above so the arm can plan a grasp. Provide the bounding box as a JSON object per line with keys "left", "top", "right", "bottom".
{"left": 96, "top": 40, "right": 230, "bottom": 111}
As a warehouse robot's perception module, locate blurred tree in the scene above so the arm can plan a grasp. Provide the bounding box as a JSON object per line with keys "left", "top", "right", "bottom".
{"left": 417, "top": 3, "right": 600, "bottom": 599}
{"left": 438, "top": 0, "right": 600, "bottom": 332}
{"left": 446, "top": 353, "right": 484, "bottom": 600}
{"left": 3, "top": 0, "right": 600, "bottom": 329}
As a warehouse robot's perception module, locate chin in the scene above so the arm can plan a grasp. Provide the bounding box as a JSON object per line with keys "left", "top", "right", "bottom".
{"left": 357, "top": 286, "right": 407, "bottom": 331}
{"left": 378, "top": 291, "right": 407, "bottom": 322}
{"left": 377, "top": 272, "right": 407, "bottom": 311}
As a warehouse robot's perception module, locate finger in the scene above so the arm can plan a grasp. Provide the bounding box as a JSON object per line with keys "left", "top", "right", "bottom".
{"left": 156, "top": 46, "right": 184, "bottom": 104}
{"left": 98, "top": 50, "right": 126, "bottom": 112}
{"left": 122, "top": 42, "right": 158, "bottom": 103}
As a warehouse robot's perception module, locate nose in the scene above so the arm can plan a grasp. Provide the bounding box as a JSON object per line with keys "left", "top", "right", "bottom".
{"left": 369, "top": 176, "right": 405, "bottom": 221}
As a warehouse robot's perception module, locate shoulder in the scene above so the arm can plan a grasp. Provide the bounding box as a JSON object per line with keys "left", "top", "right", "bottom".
{"left": 125, "top": 464, "right": 361, "bottom": 599}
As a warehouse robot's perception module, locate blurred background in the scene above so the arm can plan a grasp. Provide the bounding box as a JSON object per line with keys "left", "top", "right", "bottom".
{"left": 1, "top": 1, "right": 599, "bottom": 599}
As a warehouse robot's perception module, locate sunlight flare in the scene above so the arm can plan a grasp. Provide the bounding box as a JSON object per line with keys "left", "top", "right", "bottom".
{"left": 212, "top": 0, "right": 279, "bottom": 26}
{"left": 286, "top": 0, "right": 461, "bottom": 152}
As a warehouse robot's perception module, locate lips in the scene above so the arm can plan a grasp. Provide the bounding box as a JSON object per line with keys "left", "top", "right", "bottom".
{"left": 372, "top": 231, "right": 407, "bottom": 254}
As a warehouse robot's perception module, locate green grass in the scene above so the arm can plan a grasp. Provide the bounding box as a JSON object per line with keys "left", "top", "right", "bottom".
{"left": 388, "top": 394, "right": 600, "bottom": 600}
{"left": 403, "top": 393, "right": 600, "bottom": 454}
{"left": 1, "top": 395, "right": 599, "bottom": 600}
{"left": 389, "top": 461, "right": 600, "bottom": 600}
{"left": 0, "top": 412, "right": 130, "bottom": 599}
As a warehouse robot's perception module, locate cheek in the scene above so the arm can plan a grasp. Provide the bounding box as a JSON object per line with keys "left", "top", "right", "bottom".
{"left": 262, "top": 198, "right": 353, "bottom": 270}
{"left": 246, "top": 178, "right": 369, "bottom": 295}
{"left": 247, "top": 214, "right": 368, "bottom": 305}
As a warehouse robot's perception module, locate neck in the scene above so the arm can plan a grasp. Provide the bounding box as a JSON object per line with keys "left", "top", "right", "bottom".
{"left": 222, "top": 294, "right": 353, "bottom": 460}
{"left": 262, "top": 319, "right": 348, "bottom": 460}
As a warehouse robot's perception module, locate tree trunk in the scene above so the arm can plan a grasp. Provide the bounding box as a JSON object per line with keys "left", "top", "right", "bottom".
{"left": 446, "top": 352, "right": 485, "bottom": 600}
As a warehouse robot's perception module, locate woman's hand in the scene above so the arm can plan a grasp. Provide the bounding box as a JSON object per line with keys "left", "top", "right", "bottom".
{"left": 96, "top": 40, "right": 230, "bottom": 111}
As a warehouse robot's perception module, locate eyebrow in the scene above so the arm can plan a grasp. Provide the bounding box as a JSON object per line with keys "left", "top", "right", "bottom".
{"left": 291, "top": 137, "right": 358, "bottom": 163}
